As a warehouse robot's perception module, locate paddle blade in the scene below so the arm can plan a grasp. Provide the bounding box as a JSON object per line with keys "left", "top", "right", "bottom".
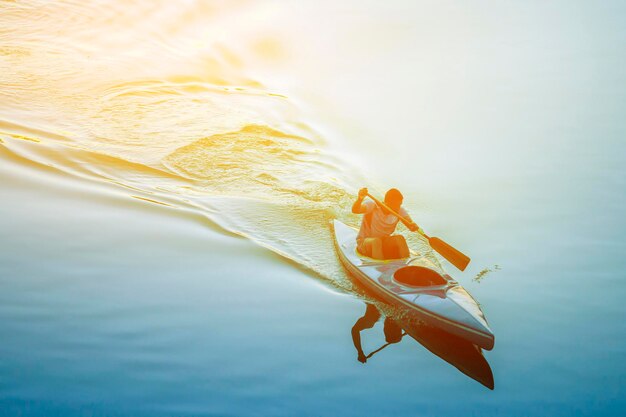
{"left": 428, "top": 237, "right": 471, "bottom": 271}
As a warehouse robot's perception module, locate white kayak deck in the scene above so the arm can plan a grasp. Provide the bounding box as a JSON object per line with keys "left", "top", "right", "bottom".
{"left": 333, "top": 219, "right": 494, "bottom": 350}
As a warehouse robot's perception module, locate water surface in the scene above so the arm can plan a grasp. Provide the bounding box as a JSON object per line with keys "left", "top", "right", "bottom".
{"left": 1, "top": 1, "right": 625, "bottom": 416}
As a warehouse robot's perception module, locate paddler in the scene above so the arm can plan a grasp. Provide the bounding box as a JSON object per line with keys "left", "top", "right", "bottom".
{"left": 352, "top": 187, "right": 420, "bottom": 259}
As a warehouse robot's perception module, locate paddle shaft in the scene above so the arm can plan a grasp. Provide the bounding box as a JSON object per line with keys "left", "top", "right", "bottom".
{"left": 366, "top": 332, "right": 407, "bottom": 359}
{"left": 364, "top": 192, "right": 471, "bottom": 271}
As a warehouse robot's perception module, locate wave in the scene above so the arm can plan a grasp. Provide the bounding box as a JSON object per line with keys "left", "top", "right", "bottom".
{"left": 0, "top": 0, "right": 441, "bottom": 300}
{"left": 0, "top": 116, "right": 439, "bottom": 299}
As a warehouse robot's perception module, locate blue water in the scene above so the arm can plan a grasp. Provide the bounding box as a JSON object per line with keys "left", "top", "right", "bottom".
{"left": 1, "top": 137, "right": 625, "bottom": 416}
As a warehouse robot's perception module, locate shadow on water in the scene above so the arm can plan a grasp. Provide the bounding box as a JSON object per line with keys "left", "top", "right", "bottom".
{"left": 351, "top": 303, "right": 495, "bottom": 390}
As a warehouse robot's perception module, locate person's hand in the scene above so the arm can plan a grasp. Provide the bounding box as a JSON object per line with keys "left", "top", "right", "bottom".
{"left": 357, "top": 352, "right": 367, "bottom": 363}
{"left": 358, "top": 187, "right": 368, "bottom": 200}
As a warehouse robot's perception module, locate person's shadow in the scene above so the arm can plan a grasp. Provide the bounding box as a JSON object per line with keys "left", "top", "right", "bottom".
{"left": 350, "top": 302, "right": 495, "bottom": 389}
{"left": 351, "top": 303, "right": 405, "bottom": 363}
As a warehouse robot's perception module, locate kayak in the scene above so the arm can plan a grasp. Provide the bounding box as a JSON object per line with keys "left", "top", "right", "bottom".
{"left": 332, "top": 219, "right": 495, "bottom": 350}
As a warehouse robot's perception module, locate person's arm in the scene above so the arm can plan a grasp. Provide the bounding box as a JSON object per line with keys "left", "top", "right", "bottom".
{"left": 351, "top": 325, "right": 367, "bottom": 363}
{"left": 351, "top": 304, "right": 380, "bottom": 364}
{"left": 352, "top": 187, "right": 369, "bottom": 214}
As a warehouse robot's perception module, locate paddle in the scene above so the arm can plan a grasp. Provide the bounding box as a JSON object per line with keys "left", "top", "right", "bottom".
{"left": 365, "top": 332, "right": 407, "bottom": 359}
{"left": 366, "top": 192, "right": 471, "bottom": 271}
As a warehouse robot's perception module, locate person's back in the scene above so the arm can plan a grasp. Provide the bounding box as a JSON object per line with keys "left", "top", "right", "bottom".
{"left": 357, "top": 199, "right": 408, "bottom": 241}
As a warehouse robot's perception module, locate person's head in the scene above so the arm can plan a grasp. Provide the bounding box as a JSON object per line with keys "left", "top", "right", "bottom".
{"left": 383, "top": 318, "right": 403, "bottom": 344}
{"left": 384, "top": 188, "right": 403, "bottom": 212}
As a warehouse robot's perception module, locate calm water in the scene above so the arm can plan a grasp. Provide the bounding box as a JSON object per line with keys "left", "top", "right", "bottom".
{"left": 1, "top": 1, "right": 625, "bottom": 416}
